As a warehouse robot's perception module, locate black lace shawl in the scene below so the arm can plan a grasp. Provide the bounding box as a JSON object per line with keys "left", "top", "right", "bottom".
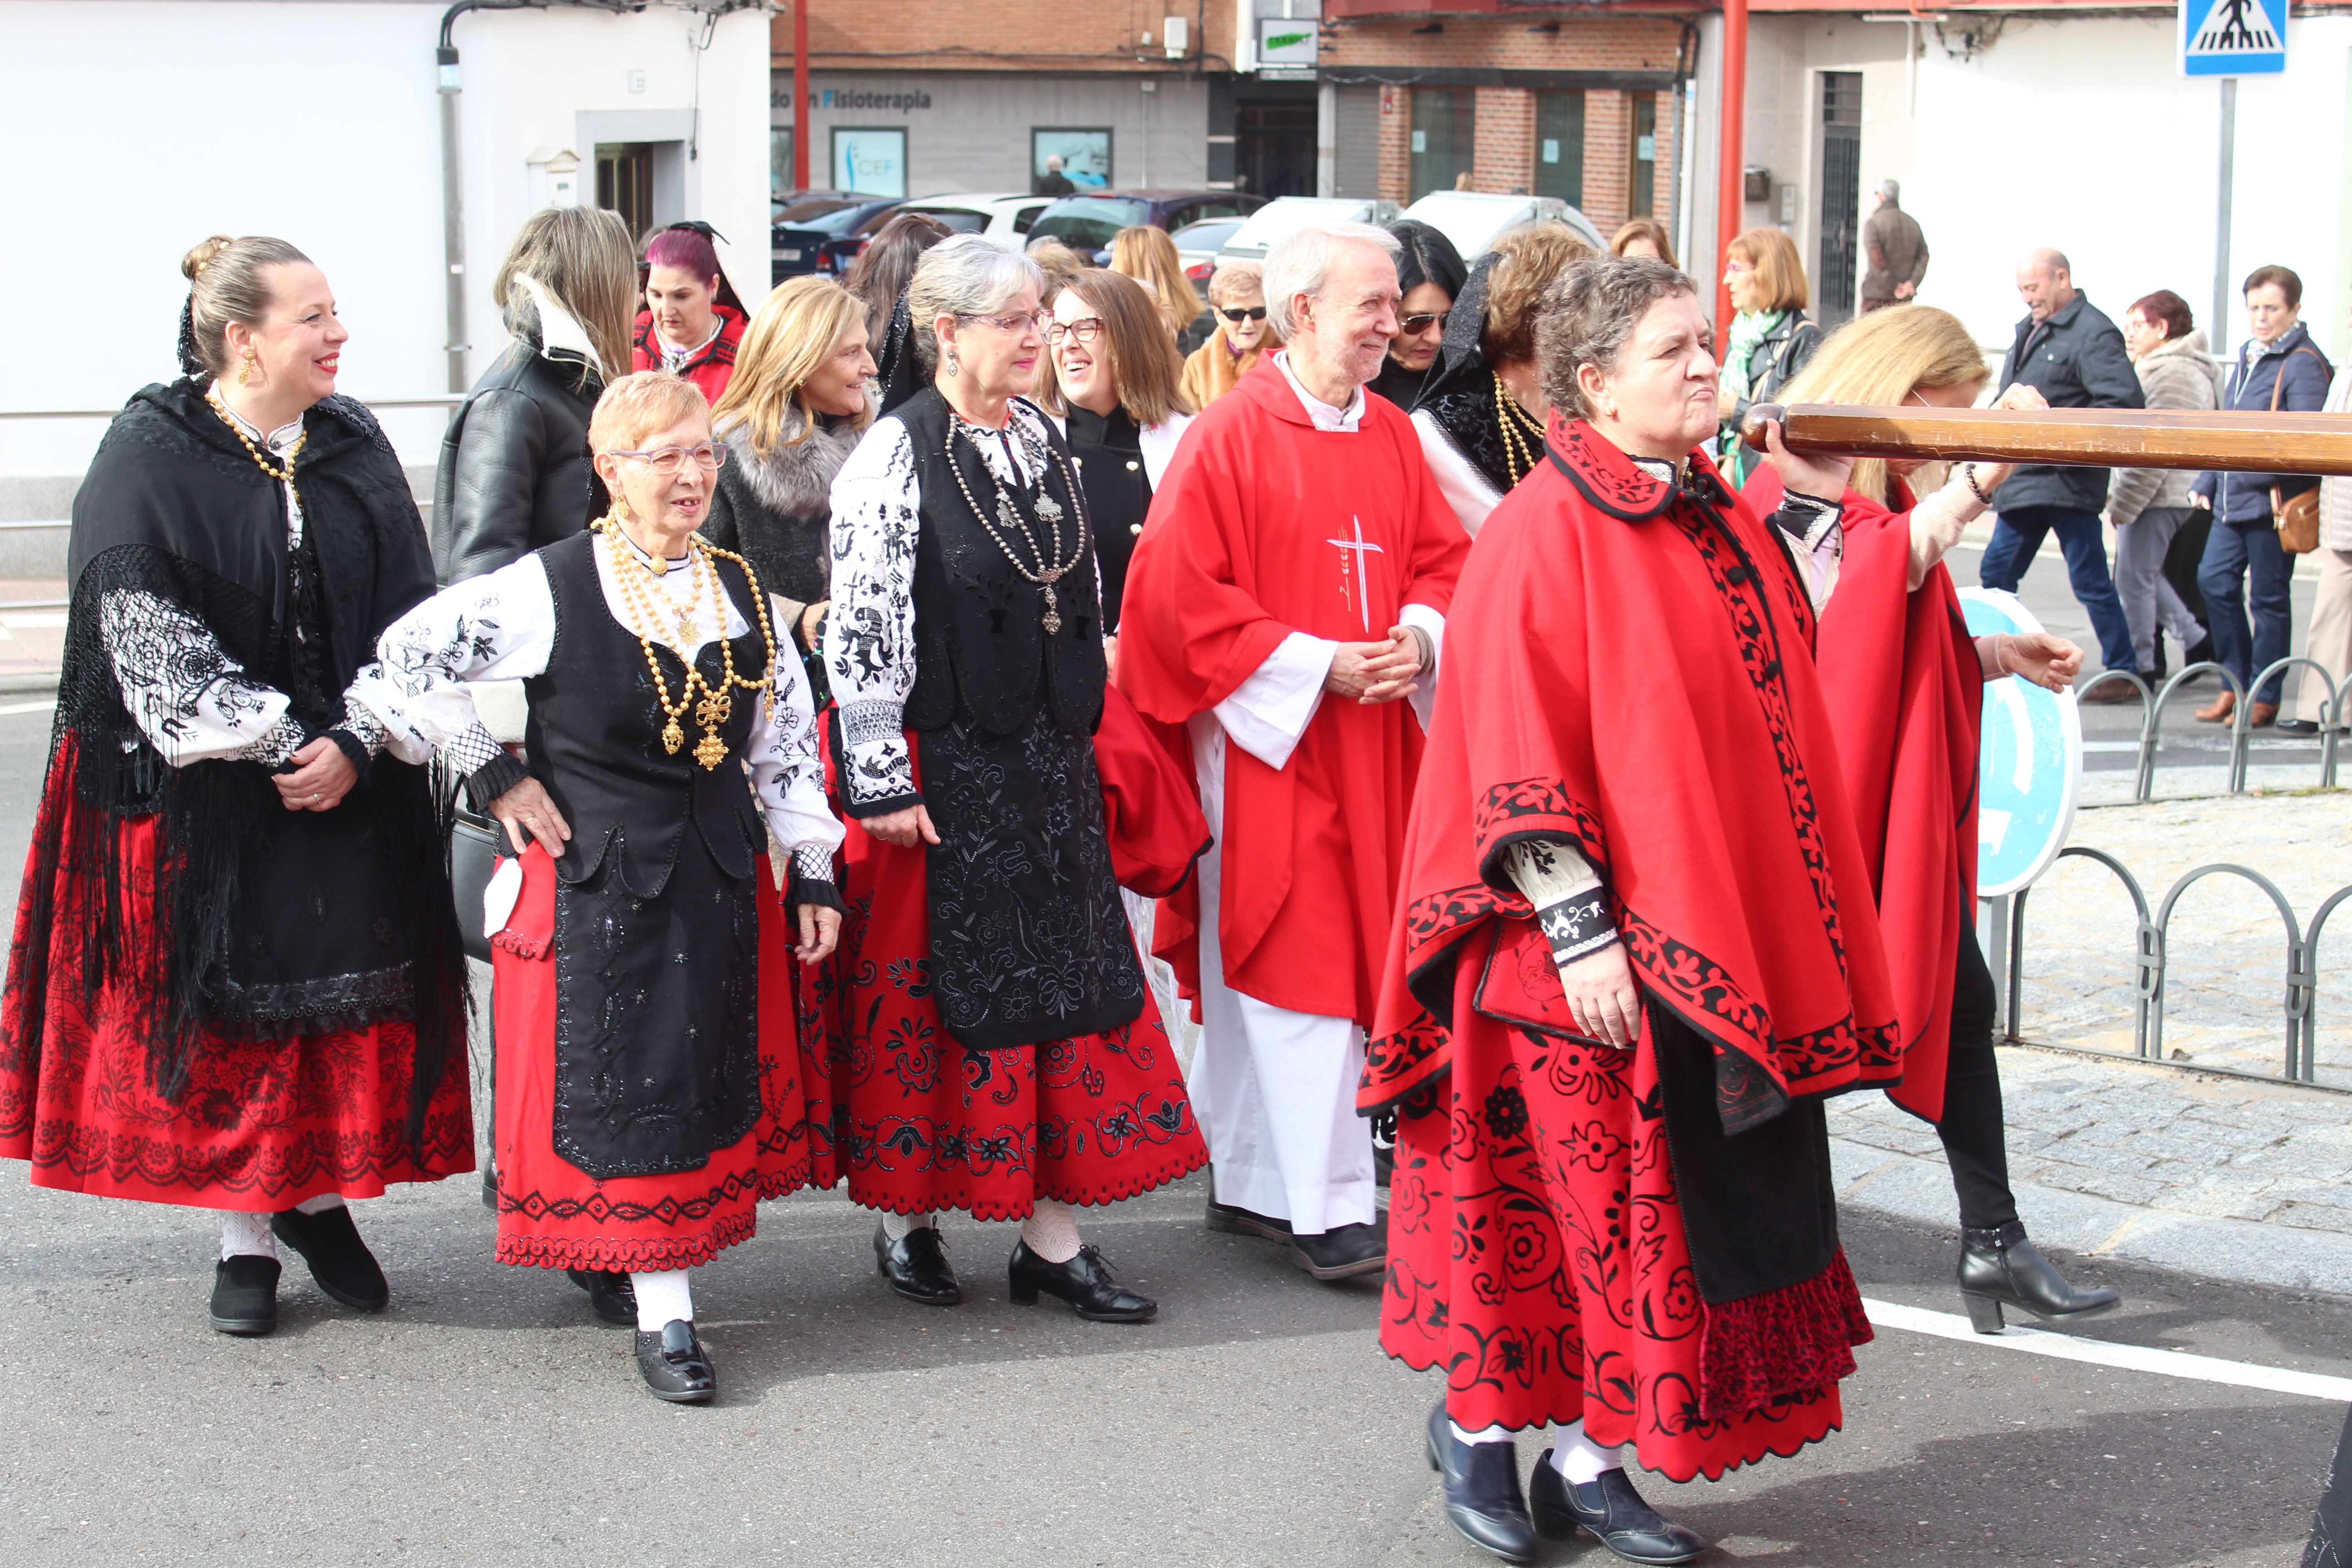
{"left": 13, "top": 380, "right": 465, "bottom": 1141}
{"left": 1412, "top": 255, "right": 1523, "bottom": 500}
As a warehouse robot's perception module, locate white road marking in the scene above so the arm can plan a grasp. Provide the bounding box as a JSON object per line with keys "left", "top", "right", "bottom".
{"left": 0, "top": 697, "right": 56, "bottom": 715}
{"left": 1864, "top": 1297, "right": 2352, "bottom": 1402}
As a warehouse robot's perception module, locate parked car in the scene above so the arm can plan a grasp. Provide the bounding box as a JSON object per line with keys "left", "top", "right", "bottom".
{"left": 892, "top": 192, "right": 1056, "bottom": 250}
{"left": 1170, "top": 217, "right": 1248, "bottom": 284}
{"left": 771, "top": 194, "right": 902, "bottom": 284}
{"left": 1400, "top": 191, "right": 1604, "bottom": 262}
{"left": 1215, "top": 196, "right": 1402, "bottom": 268}
{"left": 1025, "top": 190, "right": 1267, "bottom": 263}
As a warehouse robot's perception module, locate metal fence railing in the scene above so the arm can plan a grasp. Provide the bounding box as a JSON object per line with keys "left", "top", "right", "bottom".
{"left": 1997, "top": 846, "right": 2352, "bottom": 1089}
{"left": 2076, "top": 658, "right": 2344, "bottom": 799}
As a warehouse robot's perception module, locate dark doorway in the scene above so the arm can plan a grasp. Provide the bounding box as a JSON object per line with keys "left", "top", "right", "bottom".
{"left": 1235, "top": 101, "right": 1317, "bottom": 197}
{"left": 1410, "top": 88, "right": 1475, "bottom": 201}
{"left": 1816, "top": 73, "right": 1862, "bottom": 327}
{"left": 1534, "top": 91, "right": 1585, "bottom": 209}
{"left": 1630, "top": 94, "right": 1658, "bottom": 220}
{"left": 598, "top": 142, "right": 656, "bottom": 241}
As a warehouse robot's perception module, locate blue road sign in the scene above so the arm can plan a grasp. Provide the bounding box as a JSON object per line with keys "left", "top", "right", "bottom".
{"left": 1960, "top": 589, "right": 2083, "bottom": 897}
{"left": 2182, "top": 0, "right": 2288, "bottom": 76}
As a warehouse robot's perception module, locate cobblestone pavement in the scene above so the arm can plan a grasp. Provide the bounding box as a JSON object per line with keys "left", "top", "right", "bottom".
{"left": 1828, "top": 784, "right": 2352, "bottom": 1291}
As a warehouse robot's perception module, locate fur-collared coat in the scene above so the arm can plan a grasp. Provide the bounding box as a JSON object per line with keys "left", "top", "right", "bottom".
{"left": 703, "top": 393, "right": 874, "bottom": 638}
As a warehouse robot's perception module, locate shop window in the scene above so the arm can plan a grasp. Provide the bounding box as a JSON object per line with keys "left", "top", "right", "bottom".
{"left": 1629, "top": 97, "right": 1658, "bottom": 219}
{"left": 770, "top": 128, "right": 794, "bottom": 203}
{"left": 1033, "top": 127, "right": 1114, "bottom": 191}
{"left": 1409, "top": 88, "right": 1475, "bottom": 201}
{"left": 1534, "top": 92, "right": 1584, "bottom": 210}
{"left": 832, "top": 127, "right": 906, "bottom": 198}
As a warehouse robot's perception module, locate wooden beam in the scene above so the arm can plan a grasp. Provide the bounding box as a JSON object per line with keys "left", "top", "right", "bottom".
{"left": 1740, "top": 403, "right": 2352, "bottom": 477}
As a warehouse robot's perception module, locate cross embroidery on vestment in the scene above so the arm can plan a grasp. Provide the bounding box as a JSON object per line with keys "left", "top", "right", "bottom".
{"left": 1326, "top": 515, "right": 1386, "bottom": 633}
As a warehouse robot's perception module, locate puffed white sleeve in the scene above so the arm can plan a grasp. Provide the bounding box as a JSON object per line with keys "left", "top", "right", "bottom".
{"left": 352, "top": 554, "right": 557, "bottom": 806}
{"left": 822, "top": 416, "right": 922, "bottom": 818}
{"left": 99, "top": 589, "right": 307, "bottom": 768}
{"left": 748, "top": 610, "right": 846, "bottom": 903}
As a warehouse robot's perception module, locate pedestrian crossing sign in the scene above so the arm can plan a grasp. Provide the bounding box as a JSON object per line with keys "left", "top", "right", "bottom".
{"left": 2181, "top": 0, "right": 2288, "bottom": 76}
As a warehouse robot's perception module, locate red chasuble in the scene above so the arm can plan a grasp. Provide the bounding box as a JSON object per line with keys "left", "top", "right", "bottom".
{"left": 1365, "top": 420, "right": 1899, "bottom": 1134}
{"left": 1117, "top": 357, "right": 1469, "bottom": 1024}
{"left": 1747, "top": 470, "right": 1981, "bottom": 1123}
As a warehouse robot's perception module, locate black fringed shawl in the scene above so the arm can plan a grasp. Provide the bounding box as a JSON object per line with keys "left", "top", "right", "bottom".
{"left": 7, "top": 378, "right": 466, "bottom": 1143}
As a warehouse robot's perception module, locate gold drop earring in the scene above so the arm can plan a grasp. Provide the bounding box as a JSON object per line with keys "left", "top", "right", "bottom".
{"left": 237, "top": 350, "right": 257, "bottom": 386}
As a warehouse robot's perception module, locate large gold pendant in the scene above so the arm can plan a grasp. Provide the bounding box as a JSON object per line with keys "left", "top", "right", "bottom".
{"left": 1041, "top": 583, "right": 1062, "bottom": 635}
{"left": 662, "top": 719, "right": 685, "bottom": 755}
{"left": 695, "top": 690, "right": 733, "bottom": 729}
{"left": 692, "top": 729, "right": 729, "bottom": 771}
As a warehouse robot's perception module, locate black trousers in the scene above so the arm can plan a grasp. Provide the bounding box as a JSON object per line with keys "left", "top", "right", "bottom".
{"left": 1935, "top": 917, "right": 2020, "bottom": 1230}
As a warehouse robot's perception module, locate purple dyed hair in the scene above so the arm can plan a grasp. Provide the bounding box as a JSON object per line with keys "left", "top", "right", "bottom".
{"left": 644, "top": 226, "right": 721, "bottom": 284}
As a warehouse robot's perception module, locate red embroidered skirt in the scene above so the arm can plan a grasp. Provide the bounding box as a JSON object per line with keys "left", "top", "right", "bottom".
{"left": 800, "top": 815, "right": 1207, "bottom": 1222}
{"left": 0, "top": 812, "right": 473, "bottom": 1211}
{"left": 490, "top": 845, "right": 811, "bottom": 1273}
{"left": 1382, "top": 932, "right": 1863, "bottom": 1482}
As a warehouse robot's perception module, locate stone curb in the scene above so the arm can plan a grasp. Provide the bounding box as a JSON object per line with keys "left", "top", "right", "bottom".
{"left": 0, "top": 671, "right": 58, "bottom": 696}
{"left": 1831, "top": 1134, "right": 2352, "bottom": 1298}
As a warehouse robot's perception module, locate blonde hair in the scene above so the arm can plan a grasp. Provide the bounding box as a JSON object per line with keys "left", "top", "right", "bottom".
{"left": 588, "top": 370, "right": 710, "bottom": 455}
{"left": 1728, "top": 226, "right": 1809, "bottom": 314}
{"left": 1109, "top": 225, "right": 1202, "bottom": 337}
{"left": 1205, "top": 260, "right": 1264, "bottom": 308}
{"left": 710, "top": 276, "right": 874, "bottom": 460}
{"left": 1778, "top": 305, "right": 1988, "bottom": 505}
{"left": 1483, "top": 224, "right": 1596, "bottom": 367}
{"left": 180, "top": 234, "right": 312, "bottom": 380}
{"left": 1036, "top": 269, "right": 1195, "bottom": 428}
{"left": 1608, "top": 219, "right": 1677, "bottom": 269}
{"left": 494, "top": 206, "right": 637, "bottom": 389}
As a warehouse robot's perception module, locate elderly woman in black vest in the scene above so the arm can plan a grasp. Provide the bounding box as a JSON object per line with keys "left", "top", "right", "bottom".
{"left": 369, "top": 371, "right": 844, "bottom": 1405}
{"left": 819, "top": 234, "right": 1205, "bottom": 1320}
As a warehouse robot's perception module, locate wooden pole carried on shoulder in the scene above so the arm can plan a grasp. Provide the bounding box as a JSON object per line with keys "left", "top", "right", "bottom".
{"left": 1740, "top": 403, "right": 2352, "bottom": 477}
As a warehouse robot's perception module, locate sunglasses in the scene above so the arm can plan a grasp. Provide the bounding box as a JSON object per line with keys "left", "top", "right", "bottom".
{"left": 1219, "top": 306, "right": 1269, "bottom": 323}
{"left": 1400, "top": 311, "right": 1448, "bottom": 334}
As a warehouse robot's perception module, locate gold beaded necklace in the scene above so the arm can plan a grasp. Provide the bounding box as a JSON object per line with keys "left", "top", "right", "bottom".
{"left": 1493, "top": 372, "right": 1548, "bottom": 487}
{"left": 206, "top": 386, "right": 309, "bottom": 511}
{"left": 592, "top": 514, "right": 777, "bottom": 770}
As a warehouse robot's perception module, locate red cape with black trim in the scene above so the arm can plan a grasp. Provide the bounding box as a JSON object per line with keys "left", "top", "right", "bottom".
{"left": 1747, "top": 469, "right": 1980, "bottom": 1123}
{"left": 1362, "top": 418, "right": 1899, "bottom": 1133}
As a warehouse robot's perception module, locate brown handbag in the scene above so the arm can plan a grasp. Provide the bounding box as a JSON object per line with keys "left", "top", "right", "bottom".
{"left": 2268, "top": 345, "right": 2328, "bottom": 554}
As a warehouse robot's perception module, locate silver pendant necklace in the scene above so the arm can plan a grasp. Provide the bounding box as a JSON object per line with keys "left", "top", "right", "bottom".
{"left": 941, "top": 414, "right": 1088, "bottom": 634}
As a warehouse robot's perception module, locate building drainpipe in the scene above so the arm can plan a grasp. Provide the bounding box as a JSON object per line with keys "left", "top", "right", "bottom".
{"left": 437, "top": 40, "right": 469, "bottom": 394}
{"left": 1316, "top": 79, "right": 1337, "bottom": 197}
{"left": 1715, "top": 0, "right": 1748, "bottom": 339}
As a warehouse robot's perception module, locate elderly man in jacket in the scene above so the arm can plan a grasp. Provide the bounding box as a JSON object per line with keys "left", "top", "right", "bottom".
{"left": 1979, "top": 248, "right": 2145, "bottom": 699}
{"left": 1860, "top": 180, "right": 1929, "bottom": 312}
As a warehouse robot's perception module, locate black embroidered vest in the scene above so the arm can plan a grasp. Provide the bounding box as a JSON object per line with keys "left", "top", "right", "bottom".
{"left": 895, "top": 389, "right": 1106, "bottom": 738}
{"left": 524, "top": 530, "right": 767, "bottom": 896}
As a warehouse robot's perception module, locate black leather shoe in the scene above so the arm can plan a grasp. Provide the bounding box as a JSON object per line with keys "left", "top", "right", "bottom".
{"left": 634, "top": 1319, "right": 716, "bottom": 1403}
{"left": 270, "top": 1206, "right": 388, "bottom": 1312}
{"left": 1959, "top": 1221, "right": 2121, "bottom": 1332}
{"left": 2276, "top": 717, "right": 2323, "bottom": 737}
{"left": 568, "top": 1267, "right": 637, "bottom": 1328}
{"left": 874, "top": 1219, "right": 961, "bottom": 1306}
{"left": 1008, "top": 1240, "right": 1157, "bottom": 1323}
{"left": 1205, "top": 1193, "right": 1292, "bottom": 1240}
{"left": 1292, "top": 1220, "right": 1386, "bottom": 1280}
{"left": 1423, "top": 1401, "right": 1538, "bottom": 1563}
{"left": 209, "top": 1255, "right": 281, "bottom": 1336}
{"left": 1530, "top": 1459, "right": 1706, "bottom": 1564}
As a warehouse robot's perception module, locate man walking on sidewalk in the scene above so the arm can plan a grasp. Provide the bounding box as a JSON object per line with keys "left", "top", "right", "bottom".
{"left": 1980, "top": 248, "right": 2146, "bottom": 700}
{"left": 1861, "top": 180, "right": 1928, "bottom": 312}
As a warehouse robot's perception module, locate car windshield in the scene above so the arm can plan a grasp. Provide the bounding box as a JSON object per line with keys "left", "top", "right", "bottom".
{"left": 774, "top": 198, "right": 855, "bottom": 225}
{"left": 905, "top": 207, "right": 989, "bottom": 234}
{"left": 1400, "top": 194, "right": 1537, "bottom": 260}
{"left": 1170, "top": 219, "right": 1242, "bottom": 250}
{"left": 1224, "top": 199, "right": 1370, "bottom": 252}
{"left": 1027, "top": 196, "right": 1152, "bottom": 254}
{"left": 798, "top": 203, "right": 889, "bottom": 236}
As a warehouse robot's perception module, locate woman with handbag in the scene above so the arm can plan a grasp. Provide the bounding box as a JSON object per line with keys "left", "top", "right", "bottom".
{"left": 2189, "top": 264, "right": 2332, "bottom": 726}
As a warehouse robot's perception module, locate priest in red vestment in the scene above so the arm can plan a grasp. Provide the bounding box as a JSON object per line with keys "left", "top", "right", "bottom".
{"left": 1118, "top": 220, "right": 1469, "bottom": 1280}
{"left": 1366, "top": 257, "right": 1896, "bottom": 1564}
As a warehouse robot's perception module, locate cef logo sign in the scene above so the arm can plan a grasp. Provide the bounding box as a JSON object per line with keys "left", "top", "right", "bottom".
{"left": 2182, "top": 0, "right": 2288, "bottom": 76}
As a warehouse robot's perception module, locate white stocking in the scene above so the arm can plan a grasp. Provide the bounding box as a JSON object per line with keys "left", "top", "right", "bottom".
{"left": 1450, "top": 1421, "right": 1514, "bottom": 1446}
{"left": 632, "top": 1268, "right": 693, "bottom": 1330}
{"left": 218, "top": 1211, "right": 276, "bottom": 1261}
{"left": 294, "top": 1192, "right": 345, "bottom": 1216}
{"left": 1019, "top": 1199, "right": 1082, "bottom": 1264}
{"left": 1549, "top": 1419, "right": 1623, "bottom": 1484}
{"left": 880, "top": 1210, "right": 934, "bottom": 1241}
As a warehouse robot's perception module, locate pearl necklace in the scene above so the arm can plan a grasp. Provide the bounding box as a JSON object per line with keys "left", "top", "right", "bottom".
{"left": 205, "top": 387, "right": 308, "bottom": 513}
{"left": 940, "top": 412, "right": 1088, "bottom": 635}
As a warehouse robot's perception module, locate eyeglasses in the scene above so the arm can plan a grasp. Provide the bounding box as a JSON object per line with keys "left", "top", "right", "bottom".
{"left": 960, "top": 310, "right": 1050, "bottom": 336}
{"left": 609, "top": 442, "right": 726, "bottom": 476}
{"left": 1399, "top": 311, "right": 1448, "bottom": 334}
{"left": 1046, "top": 317, "right": 1107, "bottom": 344}
{"left": 1219, "top": 306, "right": 1269, "bottom": 323}
{"left": 1724, "top": 260, "right": 1755, "bottom": 277}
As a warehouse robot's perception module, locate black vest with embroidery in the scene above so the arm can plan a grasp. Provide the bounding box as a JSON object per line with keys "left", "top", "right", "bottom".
{"left": 524, "top": 530, "right": 767, "bottom": 896}
{"left": 895, "top": 389, "right": 1106, "bottom": 738}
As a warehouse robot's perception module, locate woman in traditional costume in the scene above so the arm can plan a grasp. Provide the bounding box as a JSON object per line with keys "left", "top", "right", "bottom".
{"left": 1368, "top": 258, "right": 1898, "bottom": 1563}
{"left": 368, "top": 370, "right": 844, "bottom": 1404}
{"left": 820, "top": 235, "right": 1207, "bottom": 1322}
{"left": 1742, "top": 304, "right": 2117, "bottom": 1334}
{"left": 0, "top": 235, "right": 471, "bottom": 1338}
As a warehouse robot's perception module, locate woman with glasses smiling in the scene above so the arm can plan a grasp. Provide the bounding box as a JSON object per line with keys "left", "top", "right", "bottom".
{"left": 818, "top": 235, "right": 1207, "bottom": 1323}
{"left": 369, "top": 370, "right": 845, "bottom": 1404}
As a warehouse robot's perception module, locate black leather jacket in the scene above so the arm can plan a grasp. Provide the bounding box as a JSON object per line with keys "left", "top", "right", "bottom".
{"left": 429, "top": 328, "right": 609, "bottom": 586}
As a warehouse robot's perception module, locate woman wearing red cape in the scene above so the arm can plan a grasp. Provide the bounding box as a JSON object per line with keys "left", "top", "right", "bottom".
{"left": 1366, "top": 259, "right": 1900, "bottom": 1564}
{"left": 1744, "top": 304, "right": 2118, "bottom": 1334}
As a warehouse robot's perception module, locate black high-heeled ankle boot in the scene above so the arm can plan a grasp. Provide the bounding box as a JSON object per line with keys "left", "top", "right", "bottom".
{"left": 1959, "top": 1221, "right": 2120, "bottom": 1332}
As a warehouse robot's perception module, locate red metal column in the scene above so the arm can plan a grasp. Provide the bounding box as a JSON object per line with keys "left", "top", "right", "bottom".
{"left": 792, "top": 0, "right": 811, "bottom": 190}
{"left": 1715, "top": 0, "right": 1748, "bottom": 338}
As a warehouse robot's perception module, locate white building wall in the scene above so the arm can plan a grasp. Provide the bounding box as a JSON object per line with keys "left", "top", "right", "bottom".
{"left": 0, "top": 0, "right": 769, "bottom": 493}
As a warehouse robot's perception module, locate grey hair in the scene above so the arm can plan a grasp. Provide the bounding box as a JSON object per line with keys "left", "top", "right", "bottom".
{"left": 1262, "top": 220, "right": 1402, "bottom": 341}
{"left": 908, "top": 233, "right": 1047, "bottom": 372}
{"left": 1537, "top": 257, "right": 1698, "bottom": 422}
{"left": 1878, "top": 178, "right": 1901, "bottom": 203}
{"left": 179, "top": 234, "right": 311, "bottom": 380}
